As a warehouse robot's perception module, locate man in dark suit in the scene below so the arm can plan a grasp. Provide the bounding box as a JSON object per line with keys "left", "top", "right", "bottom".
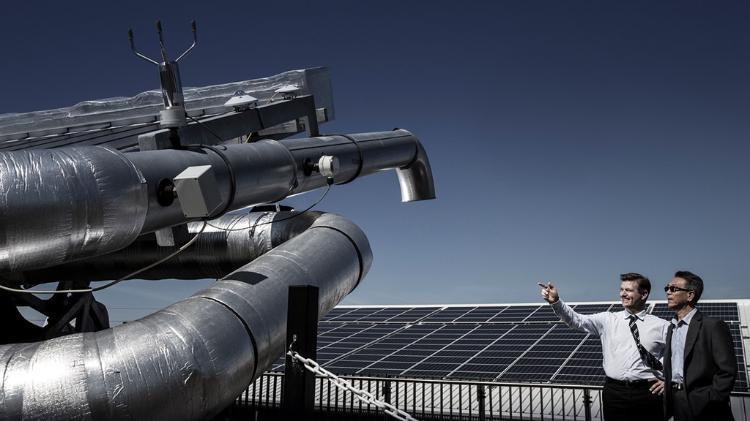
{"left": 663, "top": 271, "right": 736, "bottom": 421}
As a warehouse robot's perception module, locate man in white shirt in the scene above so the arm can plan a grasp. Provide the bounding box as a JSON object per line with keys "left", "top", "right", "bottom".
{"left": 540, "top": 273, "right": 670, "bottom": 421}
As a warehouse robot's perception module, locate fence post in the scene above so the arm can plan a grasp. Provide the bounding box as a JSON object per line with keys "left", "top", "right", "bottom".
{"left": 477, "top": 385, "right": 486, "bottom": 421}
{"left": 383, "top": 379, "right": 392, "bottom": 404}
{"left": 282, "top": 285, "right": 319, "bottom": 420}
{"left": 583, "top": 388, "right": 592, "bottom": 421}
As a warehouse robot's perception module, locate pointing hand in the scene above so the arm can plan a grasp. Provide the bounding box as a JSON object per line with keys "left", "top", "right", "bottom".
{"left": 538, "top": 282, "right": 559, "bottom": 304}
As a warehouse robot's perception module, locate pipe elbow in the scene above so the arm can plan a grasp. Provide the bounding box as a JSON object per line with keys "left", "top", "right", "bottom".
{"left": 396, "top": 138, "right": 436, "bottom": 202}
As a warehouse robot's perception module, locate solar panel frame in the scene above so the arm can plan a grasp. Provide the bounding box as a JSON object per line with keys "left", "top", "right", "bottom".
{"left": 268, "top": 301, "right": 749, "bottom": 392}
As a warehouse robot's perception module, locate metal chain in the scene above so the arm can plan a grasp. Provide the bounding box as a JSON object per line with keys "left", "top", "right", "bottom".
{"left": 287, "top": 350, "right": 419, "bottom": 421}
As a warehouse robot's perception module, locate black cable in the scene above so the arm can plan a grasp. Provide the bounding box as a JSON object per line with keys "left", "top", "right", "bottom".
{"left": 328, "top": 134, "right": 363, "bottom": 184}
{"left": 0, "top": 221, "right": 208, "bottom": 295}
{"left": 186, "top": 114, "right": 225, "bottom": 143}
{"left": 204, "top": 181, "right": 332, "bottom": 232}
{"left": 183, "top": 114, "right": 332, "bottom": 231}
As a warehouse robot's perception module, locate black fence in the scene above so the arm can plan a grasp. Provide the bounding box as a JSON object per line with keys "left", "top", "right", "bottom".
{"left": 236, "top": 372, "right": 603, "bottom": 420}
{"left": 234, "top": 372, "right": 750, "bottom": 421}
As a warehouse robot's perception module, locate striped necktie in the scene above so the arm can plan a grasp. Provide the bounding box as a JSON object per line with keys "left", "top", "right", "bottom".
{"left": 628, "top": 315, "right": 663, "bottom": 371}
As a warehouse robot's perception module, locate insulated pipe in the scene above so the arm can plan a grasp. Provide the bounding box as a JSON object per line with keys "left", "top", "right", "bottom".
{"left": 4, "top": 211, "right": 322, "bottom": 285}
{"left": 0, "top": 147, "right": 148, "bottom": 273}
{"left": 0, "top": 212, "right": 371, "bottom": 420}
{"left": 0, "top": 129, "right": 432, "bottom": 273}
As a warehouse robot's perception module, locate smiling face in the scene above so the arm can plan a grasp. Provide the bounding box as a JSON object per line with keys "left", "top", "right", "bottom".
{"left": 666, "top": 276, "right": 695, "bottom": 311}
{"left": 620, "top": 280, "right": 648, "bottom": 312}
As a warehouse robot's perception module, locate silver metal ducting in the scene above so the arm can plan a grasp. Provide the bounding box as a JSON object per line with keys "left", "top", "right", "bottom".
{"left": 0, "top": 147, "right": 148, "bottom": 273}
{"left": 396, "top": 140, "right": 435, "bottom": 202}
{"left": 0, "top": 212, "right": 371, "bottom": 420}
{"left": 6, "top": 211, "right": 322, "bottom": 284}
{"left": 0, "top": 129, "right": 433, "bottom": 273}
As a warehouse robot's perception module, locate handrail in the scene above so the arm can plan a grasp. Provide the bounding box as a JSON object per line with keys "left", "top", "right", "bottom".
{"left": 258, "top": 370, "right": 607, "bottom": 391}
{"left": 237, "top": 371, "right": 750, "bottom": 421}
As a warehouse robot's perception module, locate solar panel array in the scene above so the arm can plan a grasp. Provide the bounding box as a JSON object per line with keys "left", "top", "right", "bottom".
{"left": 271, "top": 302, "right": 748, "bottom": 392}
{"left": 651, "top": 302, "right": 747, "bottom": 391}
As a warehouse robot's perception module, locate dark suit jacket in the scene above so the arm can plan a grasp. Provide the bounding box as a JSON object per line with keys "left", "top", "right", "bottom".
{"left": 664, "top": 310, "right": 737, "bottom": 420}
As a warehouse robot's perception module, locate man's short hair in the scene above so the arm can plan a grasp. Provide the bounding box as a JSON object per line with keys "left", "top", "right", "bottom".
{"left": 620, "top": 273, "right": 651, "bottom": 295}
{"left": 674, "top": 270, "right": 704, "bottom": 304}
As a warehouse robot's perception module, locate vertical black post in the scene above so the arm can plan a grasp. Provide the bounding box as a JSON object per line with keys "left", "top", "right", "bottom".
{"left": 282, "top": 285, "right": 319, "bottom": 420}
{"left": 583, "top": 388, "right": 592, "bottom": 421}
{"left": 383, "top": 379, "right": 392, "bottom": 404}
{"left": 477, "top": 384, "right": 486, "bottom": 421}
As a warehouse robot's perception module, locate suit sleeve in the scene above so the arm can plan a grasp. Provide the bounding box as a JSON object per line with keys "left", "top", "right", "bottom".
{"left": 710, "top": 319, "right": 737, "bottom": 401}
{"left": 551, "top": 300, "right": 604, "bottom": 335}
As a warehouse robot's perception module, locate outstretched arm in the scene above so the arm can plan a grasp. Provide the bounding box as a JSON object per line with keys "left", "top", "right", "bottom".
{"left": 540, "top": 282, "right": 603, "bottom": 335}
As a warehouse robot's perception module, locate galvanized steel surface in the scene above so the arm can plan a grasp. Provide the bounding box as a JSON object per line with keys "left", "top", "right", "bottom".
{"left": 0, "top": 212, "right": 372, "bottom": 420}
{"left": 0, "top": 147, "right": 148, "bottom": 273}
{"left": 0, "top": 130, "right": 432, "bottom": 273}
{"left": 0, "top": 115, "right": 430, "bottom": 420}
{"left": 6, "top": 211, "right": 322, "bottom": 284}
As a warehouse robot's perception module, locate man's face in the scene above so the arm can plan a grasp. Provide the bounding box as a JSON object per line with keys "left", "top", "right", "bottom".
{"left": 666, "top": 276, "right": 694, "bottom": 311}
{"left": 620, "top": 280, "right": 647, "bottom": 312}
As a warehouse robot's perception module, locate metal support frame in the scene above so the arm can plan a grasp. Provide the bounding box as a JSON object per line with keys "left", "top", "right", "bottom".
{"left": 138, "top": 95, "right": 320, "bottom": 150}
{"left": 282, "top": 285, "right": 319, "bottom": 419}
{"left": 0, "top": 283, "right": 110, "bottom": 344}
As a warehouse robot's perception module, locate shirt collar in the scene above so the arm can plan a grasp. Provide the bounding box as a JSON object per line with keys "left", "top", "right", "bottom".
{"left": 624, "top": 308, "right": 648, "bottom": 321}
{"left": 672, "top": 307, "right": 697, "bottom": 326}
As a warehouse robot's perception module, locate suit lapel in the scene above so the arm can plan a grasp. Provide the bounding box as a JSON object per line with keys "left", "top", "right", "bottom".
{"left": 684, "top": 310, "right": 702, "bottom": 359}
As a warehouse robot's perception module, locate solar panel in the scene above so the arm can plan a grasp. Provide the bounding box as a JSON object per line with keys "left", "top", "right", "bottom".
{"left": 455, "top": 306, "right": 508, "bottom": 323}
{"left": 490, "top": 305, "right": 541, "bottom": 323}
{"left": 524, "top": 305, "right": 562, "bottom": 322}
{"left": 552, "top": 336, "right": 605, "bottom": 385}
{"left": 695, "top": 303, "right": 740, "bottom": 322}
{"left": 501, "top": 324, "right": 589, "bottom": 382}
{"left": 269, "top": 301, "right": 748, "bottom": 392}
{"left": 421, "top": 307, "right": 475, "bottom": 323}
{"left": 729, "top": 324, "right": 748, "bottom": 391}
{"left": 650, "top": 302, "right": 740, "bottom": 322}
{"left": 572, "top": 304, "right": 615, "bottom": 314}
{"left": 384, "top": 307, "right": 442, "bottom": 323}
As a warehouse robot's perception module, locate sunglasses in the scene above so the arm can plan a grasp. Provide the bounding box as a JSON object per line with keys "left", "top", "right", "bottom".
{"left": 664, "top": 285, "right": 693, "bottom": 293}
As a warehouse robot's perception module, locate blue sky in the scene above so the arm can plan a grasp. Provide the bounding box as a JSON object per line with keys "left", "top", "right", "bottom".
{"left": 2, "top": 1, "right": 749, "bottom": 322}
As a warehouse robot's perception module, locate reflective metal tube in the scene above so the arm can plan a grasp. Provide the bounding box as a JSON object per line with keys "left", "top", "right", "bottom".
{"left": 5, "top": 211, "right": 322, "bottom": 285}
{"left": 0, "top": 147, "right": 148, "bottom": 273}
{"left": 0, "top": 212, "right": 371, "bottom": 420}
{"left": 0, "top": 130, "right": 432, "bottom": 273}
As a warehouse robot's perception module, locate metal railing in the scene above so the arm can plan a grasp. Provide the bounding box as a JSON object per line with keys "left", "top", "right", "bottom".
{"left": 236, "top": 372, "right": 750, "bottom": 421}
{"left": 237, "top": 372, "right": 605, "bottom": 420}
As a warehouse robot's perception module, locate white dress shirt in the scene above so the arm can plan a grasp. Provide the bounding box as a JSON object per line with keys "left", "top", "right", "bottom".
{"left": 669, "top": 307, "right": 697, "bottom": 383}
{"left": 552, "top": 300, "right": 670, "bottom": 380}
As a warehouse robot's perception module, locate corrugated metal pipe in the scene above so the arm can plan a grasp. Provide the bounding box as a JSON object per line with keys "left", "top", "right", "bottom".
{"left": 0, "top": 129, "right": 434, "bottom": 273}
{"left": 0, "top": 211, "right": 372, "bottom": 420}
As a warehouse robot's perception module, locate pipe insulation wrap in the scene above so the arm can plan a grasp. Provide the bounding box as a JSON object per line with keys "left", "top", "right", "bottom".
{"left": 0, "top": 147, "right": 148, "bottom": 273}
{"left": 128, "top": 141, "right": 298, "bottom": 233}
{"left": 197, "top": 213, "right": 373, "bottom": 376}
{"left": 0, "top": 212, "right": 371, "bottom": 420}
{"left": 6, "top": 211, "right": 323, "bottom": 284}
{"left": 0, "top": 130, "right": 432, "bottom": 274}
